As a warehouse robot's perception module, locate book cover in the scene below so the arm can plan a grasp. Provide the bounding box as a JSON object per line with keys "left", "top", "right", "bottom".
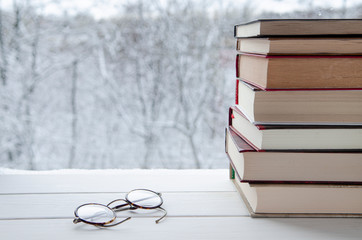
{"left": 232, "top": 175, "right": 362, "bottom": 218}
{"left": 229, "top": 106, "right": 362, "bottom": 150}
{"left": 236, "top": 53, "right": 362, "bottom": 89}
{"left": 230, "top": 106, "right": 362, "bottom": 131}
{"left": 234, "top": 19, "right": 362, "bottom": 38}
{"left": 236, "top": 37, "right": 362, "bottom": 55}
{"left": 226, "top": 126, "right": 362, "bottom": 184}
{"left": 235, "top": 79, "right": 362, "bottom": 125}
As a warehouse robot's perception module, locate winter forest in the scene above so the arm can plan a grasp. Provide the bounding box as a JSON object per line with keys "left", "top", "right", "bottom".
{"left": 0, "top": 0, "right": 360, "bottom": 170}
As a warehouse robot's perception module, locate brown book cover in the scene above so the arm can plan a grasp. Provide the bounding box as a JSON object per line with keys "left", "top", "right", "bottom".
{"left": 234, "top": 19, "right": 362, "bottom": 38}
{"left": 236, "top": 53, "right": 362, "bottom": 89}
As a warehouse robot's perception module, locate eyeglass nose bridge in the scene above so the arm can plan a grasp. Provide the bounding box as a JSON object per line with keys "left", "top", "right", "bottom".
{"left": 107, "top": 198, "right": 131, "bottom": 211}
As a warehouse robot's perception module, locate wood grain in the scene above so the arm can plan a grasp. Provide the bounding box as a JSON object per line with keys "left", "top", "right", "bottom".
{"left": 1, "top": 217, "right": 362, "bottom": 240}
{"left": 0, "top": 192, "right": 248, "bottom": 219}
{"left": 1, "top": 169, "right": 362, "bottom": 239}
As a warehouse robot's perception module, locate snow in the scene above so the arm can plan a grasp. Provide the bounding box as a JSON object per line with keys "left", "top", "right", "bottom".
{"left": 0, "top": 0, "right": 357, "bottom": 170}
{"left": 0, "top": 167, "right": 227, "bottom": 175}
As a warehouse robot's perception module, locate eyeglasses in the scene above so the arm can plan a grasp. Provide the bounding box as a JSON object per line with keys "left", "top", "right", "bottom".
{"left": 73, "top": 189, "right": 167, "bottom": 227}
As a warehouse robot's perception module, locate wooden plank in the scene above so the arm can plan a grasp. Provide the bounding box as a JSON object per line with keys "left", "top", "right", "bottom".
{"left": 0, "top": 192, "right": 248, "bottom": 219}
{"left": 0, "top": 169, "right": 234, "bottom": 194}
{"left": 1, "top": 217, "right": 362, "bottom": 240}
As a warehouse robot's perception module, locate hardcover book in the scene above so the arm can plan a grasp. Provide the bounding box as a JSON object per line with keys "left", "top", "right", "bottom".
{"left": 232, "top": 174, "right": 362, "bottom": 217}
{"left": 230, "top": 18, "right": 362, "bottom": 219}
{"left": 226, "top": 127, "right": 362, "bottom": 183}
{"left": 236, "top": 53, "right": 362, "bottom": 89}
{"left": 234, "top": 19, "right": 362, "bottom": 38}
{"left": 229, "top": 106, "right": 362, "bottom": 150}
{"left": 236, "top": 79, "right": 362, "bottom": 125}
{"left": 236, "top": 37, "right": 362, "bottom": 55}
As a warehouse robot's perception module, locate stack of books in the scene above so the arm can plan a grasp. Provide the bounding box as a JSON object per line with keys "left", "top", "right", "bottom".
{"left": 226, "top": 19, "right": 362, "bottom": 217}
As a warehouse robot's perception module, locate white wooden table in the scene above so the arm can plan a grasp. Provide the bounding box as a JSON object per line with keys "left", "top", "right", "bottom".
{"left": 0, "top": 169, "right": 361, "bottom": 239}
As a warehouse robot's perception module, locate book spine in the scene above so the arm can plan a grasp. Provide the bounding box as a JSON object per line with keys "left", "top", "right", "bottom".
{"left": 235, "top": 54, "right": 240, "bottom": 78}
{"left": 224, "top": 128, "right": 229, "bottom": 154}
{"left": 229, "top": 164, "right": 235, "bottom": 180}
{"left": 228, "top": 107, "right": 233, "bottom": 126}
{"left": 235, "top": 79, "right": 239, "bottom": 105}
{"left": 226, "top": 154, "right": 240, "bottom": 180}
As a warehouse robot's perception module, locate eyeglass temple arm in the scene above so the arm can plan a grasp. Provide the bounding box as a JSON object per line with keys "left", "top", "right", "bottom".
{"left": 100, "top": 216, "right": 131, "bottom": 227}
{"left": 155, "top": 206, "right": 167, "bottom": 224}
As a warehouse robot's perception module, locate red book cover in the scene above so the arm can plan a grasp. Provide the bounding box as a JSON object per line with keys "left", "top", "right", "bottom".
{"left": 226, "top": 126, "right": 362, "bottom": 184}
{"left": 235, "top": 79, "right": 239, "bottom": 105}
{"left": 225, "top": 127, "right": 256, "bottom": 153}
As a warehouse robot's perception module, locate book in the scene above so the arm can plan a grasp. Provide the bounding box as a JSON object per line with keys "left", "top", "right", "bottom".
{"left": 236, "top": 37, "right": 362, "bottom": 55}
{"left": 234, "top": 19, "right": 362, "bottom": 38}
{"left": 225, "top": 127, "right": 362, "bottom": 183}
{"left": 236, "top": 80, "right": 362, "bottom": 125}
{"left": 236, "top": 53, "right": 362, "bottom": 89}
{"left": 232, "top": 175, "right": 362, "bottom": 217}
{"left": 229, "top": 106, "right": 362, "bottom": 150}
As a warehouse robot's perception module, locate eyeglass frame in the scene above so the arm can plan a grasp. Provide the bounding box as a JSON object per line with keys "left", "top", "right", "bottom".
{"left": 73, "top": 189, "right": 167, "bottom": 227}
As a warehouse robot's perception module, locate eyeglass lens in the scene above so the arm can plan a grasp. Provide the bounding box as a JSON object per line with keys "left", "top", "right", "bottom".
{"left": 126, "top": 189, "right": 162, "bottom": 208}
{"left": 77, "top": 204, "right": 115, "bottom": 224}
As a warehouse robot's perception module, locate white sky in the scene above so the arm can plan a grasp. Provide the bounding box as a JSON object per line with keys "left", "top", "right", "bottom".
{"left": 1, "top": 0, "right": 361, "bottom": 19}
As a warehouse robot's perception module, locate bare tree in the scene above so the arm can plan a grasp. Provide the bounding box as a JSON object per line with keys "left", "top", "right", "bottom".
{"left": 69, "top": 59, "right": 78, "bottom": 168}
{"left": 0, "top": 0, "right": 262, "bottom": 170}
{"left": 0, "top": 4, "right": 6, "bottom": 86}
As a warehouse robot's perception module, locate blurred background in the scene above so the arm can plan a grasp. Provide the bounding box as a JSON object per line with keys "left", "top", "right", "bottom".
{"left": 0, "top": 0, "right": 360, "bottom": 170}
